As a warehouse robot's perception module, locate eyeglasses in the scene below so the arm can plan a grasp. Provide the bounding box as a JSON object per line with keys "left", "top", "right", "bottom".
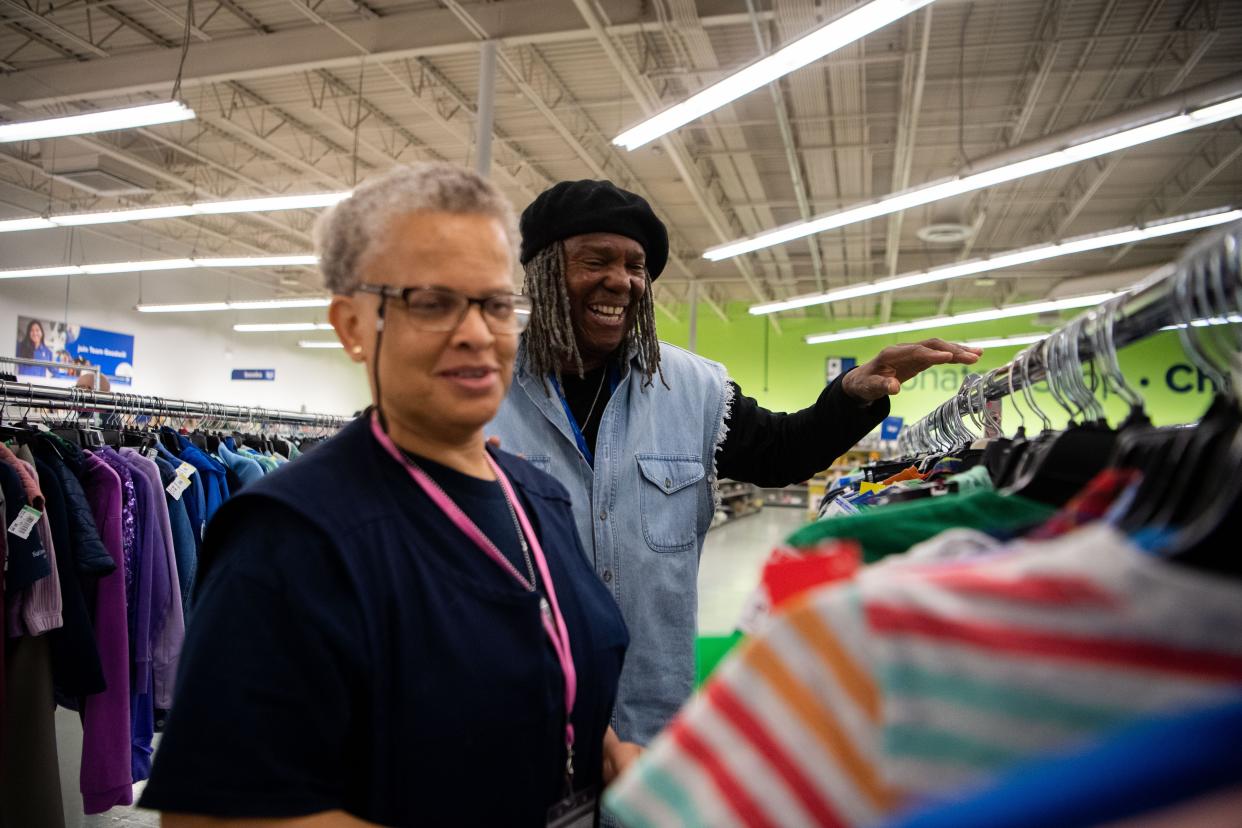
{"left": 355, "top": 284, "right": 531, "bottom": 334}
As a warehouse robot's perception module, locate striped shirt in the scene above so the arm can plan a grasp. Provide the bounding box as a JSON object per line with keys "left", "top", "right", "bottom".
{"left": 606, "top": 523, "right": 1242, "bottom": 827}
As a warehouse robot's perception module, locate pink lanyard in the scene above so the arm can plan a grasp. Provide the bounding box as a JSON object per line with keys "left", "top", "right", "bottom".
{"left": 369, "top": 414, "right": 579, "bottom": 780}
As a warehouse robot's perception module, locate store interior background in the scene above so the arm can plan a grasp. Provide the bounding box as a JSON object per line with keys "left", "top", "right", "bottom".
{"left": 1, "top": 271, "right": 1218, "bottom": 429}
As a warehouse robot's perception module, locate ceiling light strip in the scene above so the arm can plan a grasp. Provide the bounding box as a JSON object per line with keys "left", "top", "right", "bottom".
{"left": 0, "top": 192, "right": 350, "bottom": 234}
{"left": 804, "top": 293, "right": 1119, "bottom": 344}
{"left": 749, "top": 207, "right": 1241, "bottom": 314}
{"left": 0, "top": 101, "right": 195, "bottom": 143}
{"left": 136, "top": 297, "right": 331, "bottom": 313}
{"left": 298, "top": 340, "right": 345, "bottom": 349}
{"left": 0, "top": 254, "right": 318, "bottom": 280}
{"left": 613, "top": 0, "right": 935, "bottom": 150}
{"left": 708, "top": 92, "right": 1242, "bottom": 261}
{"left": 235, "top": 323, "right": 334, "bottom": 333}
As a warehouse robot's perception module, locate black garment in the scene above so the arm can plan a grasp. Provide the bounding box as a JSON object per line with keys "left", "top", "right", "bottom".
{"left": 140, "top": 417, "right": 628, "bottom": 827}
{"left": 566, "top": 365, "right": 888, "bottom": 488}
{"left": 399, "top": 450, "right": 528, "bottom": 577}
{"left": 0, "top": 461, "right": 50, "bottom": 594}
{"left": 32, "top": 456, "right": 106, "bottom": 699}
{"left": 559, "top": 364, "right": 612, "bottom": 457}
{"left": 716, "top": 372, "right": 889, "bottom": 487}
{"left": 36, "top": 435, "right": 116, "bottom": 578}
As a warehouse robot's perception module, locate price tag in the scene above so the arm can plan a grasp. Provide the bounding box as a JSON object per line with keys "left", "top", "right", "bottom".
{"left": 7, "top": 505, "right": 42, "bottom": 540}
{"left": 145, "top": 447, "right": 159, "bottom": 460}
{"left": 34, "top": 422, "right": 51, "bottom": 433}
{"left": 175, "top": 462, "right": 197, "bottom": 479}
{"left": 166, "top": 475, "right": 192, "bottom": 500}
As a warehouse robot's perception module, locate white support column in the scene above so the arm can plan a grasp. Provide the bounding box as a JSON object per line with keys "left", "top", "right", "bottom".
{"left": 475, "top": 41, "right": 497, "bottom": 176}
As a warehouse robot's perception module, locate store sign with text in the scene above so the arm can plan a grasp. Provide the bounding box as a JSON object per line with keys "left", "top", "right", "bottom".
{"left": 231, "top": 369, "right": 276, "bottom": 381}
{"left": 14, "top": 316, "right": 135, "bottom": 385}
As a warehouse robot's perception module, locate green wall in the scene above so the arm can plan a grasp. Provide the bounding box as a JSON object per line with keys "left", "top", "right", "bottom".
{"left": 656, "top": 302, "right": 1216, "bottom": 433}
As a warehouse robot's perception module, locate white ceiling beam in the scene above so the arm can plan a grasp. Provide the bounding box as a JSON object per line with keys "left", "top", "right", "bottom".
{"left": 2, "top": 0, "right": 766, "bottom": 107}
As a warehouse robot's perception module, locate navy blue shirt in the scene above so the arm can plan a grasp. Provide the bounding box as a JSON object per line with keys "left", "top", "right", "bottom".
{"left": 140, "top": 416, "right": 628, "bottom": 826}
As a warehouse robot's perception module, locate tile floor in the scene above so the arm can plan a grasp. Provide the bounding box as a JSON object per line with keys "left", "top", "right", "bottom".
{"left": 58, "top": 505, "right": 806, "bottom": 827}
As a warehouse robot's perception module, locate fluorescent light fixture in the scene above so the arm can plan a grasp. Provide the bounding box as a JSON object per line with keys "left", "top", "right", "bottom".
{"left": 228, "top": 297, "right": 331, "bottom": 310}
{"left": 234, "top": 322, "right": 334, "bottom": 333}
{"left": 749, "top": 207, "right": 1242, "bottom": 314}
{"left": 0, "top": 217, "right": 56, "bottom": 232}
{"left": 195, "top": 255, "right": 318, "bottom": 268}
{"left": 194, "top": 192, "right": 349, "bottom": 214}
{"left": 298, "top": 340, "right": 345, "bottom": 349}
{"left": 54, "top": 205, "right": 197, "bottom": 226}
{"left": 0, "top": 265, "right": 80, "bottom": 279}
{"left": 959, "top": 333, "right": 1049, "bottom": 349}
{"left": 0, "top": 101, "right": 195, "bottom": 143}
{"left": 0, "top": 191, "right": 350, "bottom": 234}
{"left": 136, "top": 297, "right": 332, "bottom": 313}
{"left": 614, "top": 0, "right": 934, "bottom": 150}
{"left": 136, "top": 302, "right": 232, "bottom": 313}
{"left": 707, "top": 92, "right": 1242, "bottom": 261}
{"left": 0, "top": 254, "right": 318, "bottom": 280}
{"left": 805, "top": 292, "right": 1118, "bottom": 344}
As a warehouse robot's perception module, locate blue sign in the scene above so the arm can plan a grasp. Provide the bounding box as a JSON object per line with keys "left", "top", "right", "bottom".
{"left": 16, "top": 316, "right": 136, "bottom": 386}
{"left": 232, "top": 369, "right": 276, "bottom": 381}
{"left": 69, "top": 325, "right": 136, "bottom": 386}
{"left": 880, "top": 416, "right": 904, "bottom": 440}
{"left": 825, "top": 356, "right": 857, "bottom": 385}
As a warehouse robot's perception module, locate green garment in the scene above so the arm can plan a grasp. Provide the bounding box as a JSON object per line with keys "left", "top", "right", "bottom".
{"left": 287, "top": 442, "right": 301, "bottom": 460}
{"left": 787, "top": 489, "right": 1055, "bottom": 564}
{"left": 947, "top": 464, "right": 994, "bottom": 494}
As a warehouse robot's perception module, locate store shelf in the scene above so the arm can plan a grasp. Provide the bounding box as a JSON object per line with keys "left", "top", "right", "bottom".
{"left": 761, "top": 485, "right": 808, "bottom": 508}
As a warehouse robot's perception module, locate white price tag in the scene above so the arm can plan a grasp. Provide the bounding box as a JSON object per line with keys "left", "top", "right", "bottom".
{"left": 7, "top": 505, "right": 42, "bottom": 540}
{"left": 145, "top": 447, "right": 159, "bottom": 460}
{"left": 175, "top": 462, "right": 197, "bottom": 479}
{"left": 166, "top": 475, "right": 192, "bottom": 500}
{"left": 34, "top": 422, "right": 51, "bottom": 433}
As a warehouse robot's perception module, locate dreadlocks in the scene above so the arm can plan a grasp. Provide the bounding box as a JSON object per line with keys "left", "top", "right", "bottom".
{"left": 522, "top": 240, "right": 666, "bottom": 391}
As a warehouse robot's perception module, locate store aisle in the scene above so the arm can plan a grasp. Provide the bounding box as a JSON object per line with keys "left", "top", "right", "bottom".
{"left": 697, "top": 507, "right": 806, "bottom": 635}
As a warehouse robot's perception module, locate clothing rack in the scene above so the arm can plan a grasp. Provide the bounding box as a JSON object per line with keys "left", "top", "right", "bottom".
{"left": 0, "top": 379, "right": 349, "bottom": 430}
{"left": 1, "top": 356, "right": 103, "bottom": 388}
{"left": 901, "top": 218, "right": 1242, "bottom": 454}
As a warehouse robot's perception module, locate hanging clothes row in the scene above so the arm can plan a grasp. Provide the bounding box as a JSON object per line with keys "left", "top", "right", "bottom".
{"left": 605, "top": 222, "right": 1242, "bottom": 827}
{"left": 0, "top": 386, "right": 345, "bottom": 826}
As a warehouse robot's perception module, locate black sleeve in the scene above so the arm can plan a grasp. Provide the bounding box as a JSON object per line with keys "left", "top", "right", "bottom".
{"left": 715, "top": 371, "right": 890, "bottom": 488}
{"left": 139, "top": 502, "right": 367, "bottom": 819}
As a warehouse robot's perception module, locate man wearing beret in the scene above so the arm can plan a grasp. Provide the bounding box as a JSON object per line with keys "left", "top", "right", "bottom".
{"left": 489, "top": 180, "right": 981, "bottom": 755}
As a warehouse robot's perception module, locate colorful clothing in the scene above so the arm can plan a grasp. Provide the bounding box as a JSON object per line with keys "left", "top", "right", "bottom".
{"left": 1027, "top": 467, "right": 1140, "bottom": 541}
{"left": 606, "top": 524, "right": 1242, "bottom": 827}
{"left": 786, "top": 490, "right": 1054, "bottom": 564}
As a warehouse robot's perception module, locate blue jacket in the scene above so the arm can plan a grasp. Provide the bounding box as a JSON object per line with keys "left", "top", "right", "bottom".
{"left": 217, "top": 441, "right": 265, "bottom": 489}
{"left": 489, "top": 341, "right": 730, "bottom": 745}
{"left": 174, "top": 436, "right": 230, "bottom": 532}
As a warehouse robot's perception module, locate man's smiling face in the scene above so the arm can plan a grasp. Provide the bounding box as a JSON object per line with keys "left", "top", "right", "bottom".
{"left": 562, "top": 232, "right": 649, "bottom": 370}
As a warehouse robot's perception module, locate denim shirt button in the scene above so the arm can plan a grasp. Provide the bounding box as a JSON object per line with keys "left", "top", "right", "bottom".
{"left": 603, "top": 569, "right": 613, "bottom": 583}
{"left": 599, "top": 508, "right": 608, "bottom": 520}
{"left": 664, "top": 477, "right": 672, "bottom": 489}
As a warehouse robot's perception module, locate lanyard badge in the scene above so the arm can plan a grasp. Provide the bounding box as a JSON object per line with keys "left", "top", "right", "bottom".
{"left": 369, "top": 413, "right": 580, "bottom": 792}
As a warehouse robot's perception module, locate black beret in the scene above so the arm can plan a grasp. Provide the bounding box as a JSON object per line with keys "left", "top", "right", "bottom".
{"left": 519, "top": 180, "right": 669, "bottom": 280}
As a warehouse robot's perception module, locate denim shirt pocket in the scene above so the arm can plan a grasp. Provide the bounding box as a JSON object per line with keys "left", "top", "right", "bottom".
{"left": 635, "top": 454, "right": 705, "bottom": 553}
{"left": 524, "top": 454, "right": 552, "bottom": 474}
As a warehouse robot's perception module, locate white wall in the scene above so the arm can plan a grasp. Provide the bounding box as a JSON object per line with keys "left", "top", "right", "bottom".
{"left": 1, "top": 274, "right": 370, "bottom": 416}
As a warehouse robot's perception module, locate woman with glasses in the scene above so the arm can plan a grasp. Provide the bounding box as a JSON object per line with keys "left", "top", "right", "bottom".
{"left": 141, "top": 164, "right": 629, "bottom": 828}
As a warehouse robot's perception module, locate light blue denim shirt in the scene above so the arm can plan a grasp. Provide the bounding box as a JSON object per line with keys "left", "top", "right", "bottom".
{"left": 488, "top": 341, "right": 729, "bottom": 745}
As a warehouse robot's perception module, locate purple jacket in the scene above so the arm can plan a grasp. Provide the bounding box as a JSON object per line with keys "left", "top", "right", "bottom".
{"left": 120, "top": 449, "right": 184, "bottom": 709}
{"left": 80, "top": 453, "right": 134, "bottom": 813}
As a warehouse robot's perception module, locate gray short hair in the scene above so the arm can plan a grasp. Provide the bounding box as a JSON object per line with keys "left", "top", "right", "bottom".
{"left": 313, "top": 163, "right": 518, "bottom": 295}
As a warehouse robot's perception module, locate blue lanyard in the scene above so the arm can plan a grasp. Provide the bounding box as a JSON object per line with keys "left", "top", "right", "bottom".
{"left": 550, "top": 365, "right": 618, "bottom": 468}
